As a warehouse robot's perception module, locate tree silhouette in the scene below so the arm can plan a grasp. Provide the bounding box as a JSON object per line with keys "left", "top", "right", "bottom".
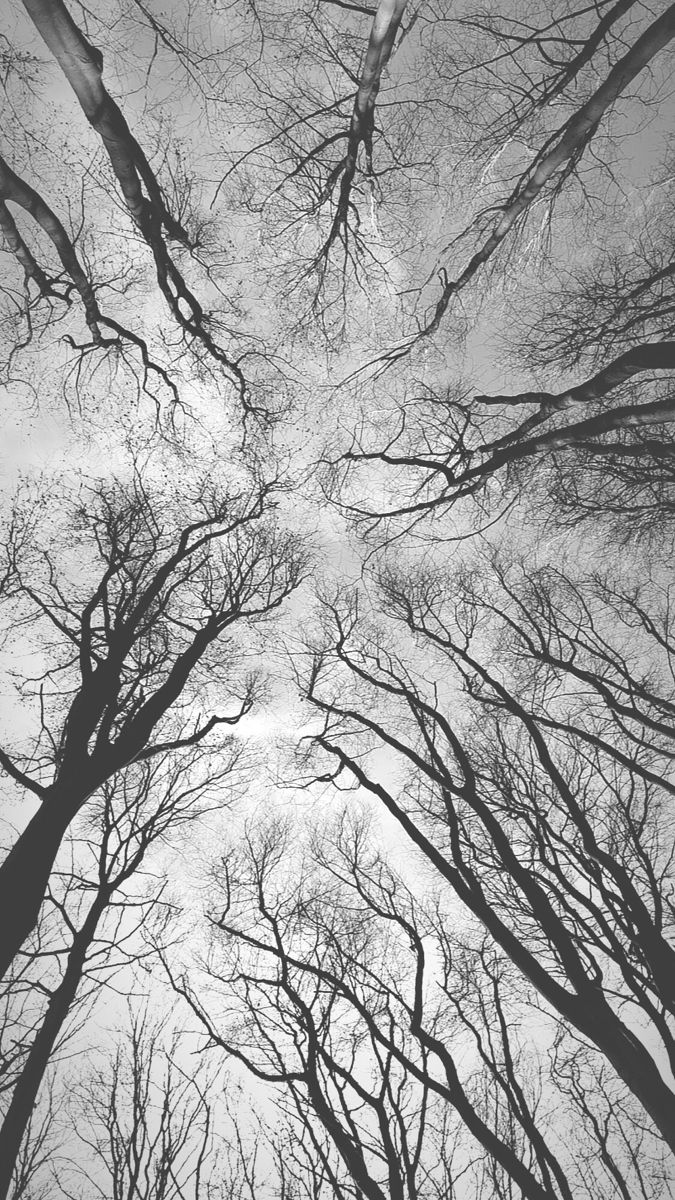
{"left": 0, "top": 464, "right": 307, "bottom": 983}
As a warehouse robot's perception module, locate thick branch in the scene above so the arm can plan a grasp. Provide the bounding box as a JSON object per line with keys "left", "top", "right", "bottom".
{"left": 22, "top": 0, "right": 185, "bottom": 240}
{"left": 366, "top": 4, "right": 675, "bottom": 371}
{"left": 425, "top": 4, "right": 675, "bottom": 338}
{"left": 318, "top": 0, "right": 407, "bottom": 263}
{"left": 477, "top": 339, "right": 675, "bottom": 421}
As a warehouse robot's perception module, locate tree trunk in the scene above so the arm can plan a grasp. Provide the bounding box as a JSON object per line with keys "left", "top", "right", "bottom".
{"left": 0, "top": 895, "right": 106, "bottom": 1200}
{"left": 322, "top": 741, "right": 675, "bottom": 1152}
{"left": 22, "top": 0, "right": 185, "bottom": 241}
{"left": 425, "top": 3, "right": 675, "bottom": 336}
{"left": 0, "top": 786, "right": 82, "bottom": 982}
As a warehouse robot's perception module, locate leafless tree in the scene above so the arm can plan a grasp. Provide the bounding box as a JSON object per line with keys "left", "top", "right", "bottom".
{"left": 17, "top": 0, "right": 250, "bottom": 407}
{"left": 0, "top": 462, "right": 308, "bottom": 984}
{"left": 298, "top": 556, "right": 675, "bottom": 1153}
{"left": 355, "top": 1, "right": 675, "bottom": 372}
{"left": 165, "top": 816, "right": 671, "bottom": 1199}
{"left": 0, "top": 739, "right": 250, "bottom": 1200}
{"left": 6, "top": 1077, "right": 60, "bottom": 1200}
{"left": 205, "top": 0, "right": 437, "bottom": 336}
{"left": 335, "top": 344, "right": 675, "bottom": 535}
{"left": 1, "top": 0, "right": 674, "bottom": 1193}
{"left": 67, "top": 1005, "right": 356, "bottom": 1200}
{"left": 66, "top": 1009, "right": 224, "bottom": 1200}
{"left": 445, "top": 0, "right": 643, "bottom": 146}
{"left": 0, "top": 151, "right": 182, "bottom": 412}
{"left": 501, "top": 182, "right": 675, "bottom": 544}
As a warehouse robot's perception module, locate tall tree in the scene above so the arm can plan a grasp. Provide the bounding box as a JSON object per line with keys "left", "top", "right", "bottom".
{"left": 68, "top": 1010, "right": 225, "bottom": 1200}
{"left": 0, "top": 741, "right": 248, "bottom": 1200}
{"left": 0, "top": 463, "right": 307, "bottom": 982}
{"left": 167, "top": 817, "right": 671, "bottom": 1199}
{"left": 1, "top": 0, "right": 674, "bottom": 1190}
{"left": 20, "top": 0, "right": 249, "bottom": 405}
{"left": 301, "top": 559, "right": 675, "bottom": 1151}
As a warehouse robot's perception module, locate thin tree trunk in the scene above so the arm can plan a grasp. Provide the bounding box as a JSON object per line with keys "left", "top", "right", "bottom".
{"left": 320, "top": 740, "right": 675, "bottom": 1152}
{"left": 0, "top": 894, "right": 107, "bottom": 1200}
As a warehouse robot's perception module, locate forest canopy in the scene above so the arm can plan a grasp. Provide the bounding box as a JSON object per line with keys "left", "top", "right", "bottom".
{"left": 1, "top": 1, "right": 674, "bottom": 1198}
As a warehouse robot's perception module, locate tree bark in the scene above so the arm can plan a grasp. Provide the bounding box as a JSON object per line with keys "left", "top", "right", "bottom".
{"left": 477, "top": 340, "right": 675, "bottom": 417}
{"left": 321, "top": 0, "right": 407, "bottom": 255}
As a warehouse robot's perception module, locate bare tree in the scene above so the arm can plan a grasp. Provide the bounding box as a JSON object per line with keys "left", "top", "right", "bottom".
{"left": 292, "top": 0, "right": 409, "bottom": 298}
{"left": 300, "top": 558, "right": 675, "bottom": 1152}
{"left": 67, "top": 1009, "right": 224, "bottom": 1200}
{"left": 166, "top": 816, "right": 671, "bottom": 1199}
{"left": 514, "top": 182, "right": 675, "bottom": 373}
{"left": 0, "top": 151, "right": 180, "bottom": 411}
{"left": 206, "top": 0, "right": 433, "bottom": 336}
{"left": 1, "top": 0, "right": 674, "bottom": 1192}
{"left": 6, "top": 1077, "right": 60, "bottom": 1200}
{"left": 17, "top": 0, "right": 249, "bottom": 407}
{"left": 448, "top": 0, "right": 642, "bottom": 145}
{"left": 0, "top": 738, "right": 250, "bottom": 1200}
{"left": 338, "top": 349, "right": 675, "bottom": 533}
{"left": 67, "top": 1005, "right": 355, "bottom": 1200}
{"left": 499, "top": 182, "right": 675, "bottom": 543}
{"left": 356, "top": 1, "right": 675, "bottom": 372}
{"left": 0, "top": 463, "right": 308, "bottom": 983}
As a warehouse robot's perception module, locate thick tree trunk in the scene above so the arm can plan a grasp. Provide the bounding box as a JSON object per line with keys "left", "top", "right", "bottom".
{"left": 323, "top": 0, "right": 407, "bottom": 252}
{"left": 23, "top": 0, "right": 144, "bottom": 224}
{"left": 0, "top": 199, "right": 50, "bottom": 292}
{"left": 0, "top": 786, "right": 83, "bottom": 983}
{"left": 351, "top": 0, "right": 407, "bottom": 152}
